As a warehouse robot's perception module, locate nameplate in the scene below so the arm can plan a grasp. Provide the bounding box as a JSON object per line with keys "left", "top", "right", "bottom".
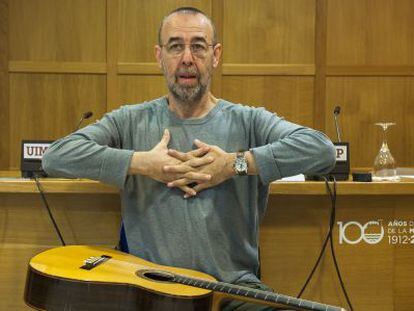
{"left": 21, "top": 140, "right": 54, "bottom": 178}
{"left": 335, "top": 144, "right": 348, "bottom": 162}
{"left": 23, "top": 142, "right": 51, "bottom": 160}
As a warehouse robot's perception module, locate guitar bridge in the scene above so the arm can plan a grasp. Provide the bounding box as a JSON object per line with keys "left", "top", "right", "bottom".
{"left": 80, "top": 255, "right": 112, "bottom": 270}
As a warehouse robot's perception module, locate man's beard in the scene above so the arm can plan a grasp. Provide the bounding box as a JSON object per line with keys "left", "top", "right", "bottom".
{"left": 169, "top": 77, "right": 206, "bottom": 105}
{"left": 162, "top": 62, "right": 211, "bottom": 106}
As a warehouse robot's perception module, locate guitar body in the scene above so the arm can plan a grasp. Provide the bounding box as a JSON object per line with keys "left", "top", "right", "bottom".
{"left": 25, "top": 245, "right": 215, "bottom": 311}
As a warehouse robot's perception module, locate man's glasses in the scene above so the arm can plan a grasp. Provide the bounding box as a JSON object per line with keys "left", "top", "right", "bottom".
{"left": 161, "top": 42, "right": 215, "bottom": 58}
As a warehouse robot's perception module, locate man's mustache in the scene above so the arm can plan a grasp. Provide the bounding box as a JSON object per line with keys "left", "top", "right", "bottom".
{"left": 175, "top": 67, "right": 199, "bottom": 78}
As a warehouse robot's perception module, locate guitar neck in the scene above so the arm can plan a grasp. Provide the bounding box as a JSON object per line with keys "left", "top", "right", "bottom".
{"left": 172, "top": 274, "right": 345, "bottom": 311}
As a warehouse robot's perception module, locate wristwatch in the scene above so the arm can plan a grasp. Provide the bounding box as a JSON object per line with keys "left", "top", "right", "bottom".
{"left": 233, "top": 152, "right": 248, "bottom": 175}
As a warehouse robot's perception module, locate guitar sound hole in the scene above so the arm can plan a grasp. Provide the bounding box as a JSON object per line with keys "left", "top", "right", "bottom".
{"left": 138, "top": 270, "right": 175, "bottom": 283}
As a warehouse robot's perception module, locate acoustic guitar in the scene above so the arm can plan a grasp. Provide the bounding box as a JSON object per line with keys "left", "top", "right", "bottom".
{"left": 25, "top": 245, "right": 346, "bottom": 311}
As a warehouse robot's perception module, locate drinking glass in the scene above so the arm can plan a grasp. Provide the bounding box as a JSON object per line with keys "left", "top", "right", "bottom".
{"left": 372, "top": 122, "right": 399, "bottom": 181}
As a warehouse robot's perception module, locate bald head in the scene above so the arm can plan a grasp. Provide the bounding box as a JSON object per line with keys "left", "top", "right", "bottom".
{"left": 158, "top": 7, "right": 217, "bottom": 46}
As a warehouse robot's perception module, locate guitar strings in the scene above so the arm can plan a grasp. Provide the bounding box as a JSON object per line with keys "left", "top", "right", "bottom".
{"left": 173, "top": 272, "right": 343, "bottom": 311}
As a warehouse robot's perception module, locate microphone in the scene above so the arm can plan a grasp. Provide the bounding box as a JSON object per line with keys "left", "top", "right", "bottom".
{"left": 333, "top": 106, "right": 341, "bottom": 142}
{"left": 75, "top": 111, "right": 93, "bottom": 131}
{"left": 306, "top": 105, "right": 350, "bottom": 181}
{"left": 331, "top": 105, "right": 350, "bottom": 180}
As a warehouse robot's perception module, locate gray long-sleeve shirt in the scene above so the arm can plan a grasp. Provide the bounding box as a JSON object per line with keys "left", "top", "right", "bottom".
{"left": 43, "top": 97, "right": 335, "bottom": 283}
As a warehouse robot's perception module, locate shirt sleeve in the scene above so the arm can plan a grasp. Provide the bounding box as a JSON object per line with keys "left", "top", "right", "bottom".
{"left": 42, "top": 107, "right": 134, "bottom": 189}
{"left": 250, "top": 108, "right": 336, "bottom": 184}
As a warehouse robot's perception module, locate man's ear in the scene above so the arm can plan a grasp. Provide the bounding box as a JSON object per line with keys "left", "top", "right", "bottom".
{"left": 212, "top": 43, "right": 222, "bottom": 68}
{"left": 155, "top": 45, "right": 162, "bottom": 68}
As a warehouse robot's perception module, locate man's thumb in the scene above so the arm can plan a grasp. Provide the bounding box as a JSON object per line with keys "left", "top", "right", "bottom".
{"left": 160, "top": 129, "right": 170, "bottom": 146}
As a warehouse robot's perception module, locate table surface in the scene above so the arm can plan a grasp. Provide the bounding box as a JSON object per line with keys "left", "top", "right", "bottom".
{"left": 1, "top": 171, "right": 414, "bottom": 195}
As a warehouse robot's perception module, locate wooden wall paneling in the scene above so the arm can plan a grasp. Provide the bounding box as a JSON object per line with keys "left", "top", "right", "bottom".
{"left": 0, "top": 194, "right": 120, "bottom": 245}
{"left": 116, "top": 1, "right": 213, "bottom": 108}
{"left": 326, "top": 0, "right": 414, "bottom": 169}
{"left": 45, "top": 194, "right": 121, "bottom": 245}
{"left": 327, "top": 0, "right": 414, "bottom": 66}
{"left": 7, "top": 0, "right": 108, "bottom": 171}
{"left": 118, "top": 75, "right": 167, "bottom": 105}
{"left": 0, "top": 0, "right": 8, "bottom": 169}
{"left": 222, "top": 0, "right": 315, "bottom": 64}
{"left": 107, "top": 0, "right": 119, "bottom": 111}
{"left": 261, "top": 195, "right": 412, "bottom": 310}
{"left": 118, "top": 0, "right": 212, "bottom": 63}
{"left": 8, "top": 61, "right": 107, "bottom": 74}
{"left": 0, "top": 245, "right": 51, "bottom": 310}
{"left": 327, "top": 196, "right": 397, "bottom": 310}
{"left": 325, "top": 77, "right": 414, "bottom": 168}
{"left": 261, "top": 196, "right": 334, "bottom": 297}
{"left": 327, "top": 65, "right": 414, "bottom": 77}
{"left": 0, "top": 193, "right": 120, "bottom": 310}
{"left": 221, "top": 76, "right": 314, "bottom": 127}
{"left": 313, "top": 0, "right": 327, "bottom": 131}
{"left": 210, "top": 0, "right": 223, "bottom": 98}
{"left": 9, "top": 74, "right": 107, "bottom": 170}
{"left": 222, "top": 64, "right": 315, "bottom": 76}
{"left": 394, "top": 204, "right": 414, "bottom": 311}
{"left": 221, "top": 0, "right": 316, "bottom": 131}
{"left": 9, "top": 0, "right": 106, "bottom": 62}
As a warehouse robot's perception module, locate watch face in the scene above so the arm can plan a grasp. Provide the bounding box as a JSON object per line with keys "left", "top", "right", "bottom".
{"left": 236, "top": 161, "right": 247, "bottom": 171}
{"left": 235, "top": 156, "right": 248, "bottom": 175}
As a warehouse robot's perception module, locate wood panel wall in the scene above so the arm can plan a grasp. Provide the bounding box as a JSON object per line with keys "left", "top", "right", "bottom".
{"left": 2, "top": 0, "right": 414, "bottom": 170}
{"left": 0, "top": 193, "right": 121, "bottom": 310}
{"left": 0, "top": 0, "right": 8, "bottom": 169}
{"left": 325, "top": 0, "right": 414, "bottom": 168}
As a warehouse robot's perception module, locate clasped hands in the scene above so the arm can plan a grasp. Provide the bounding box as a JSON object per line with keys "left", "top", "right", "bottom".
{"left": 131, "top": 129, "right": 235, "bottom": 198}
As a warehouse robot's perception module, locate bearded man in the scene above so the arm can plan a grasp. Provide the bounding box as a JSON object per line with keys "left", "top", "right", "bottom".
{"left": 43, "top": 7, "right": 336, "bottom": 311}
